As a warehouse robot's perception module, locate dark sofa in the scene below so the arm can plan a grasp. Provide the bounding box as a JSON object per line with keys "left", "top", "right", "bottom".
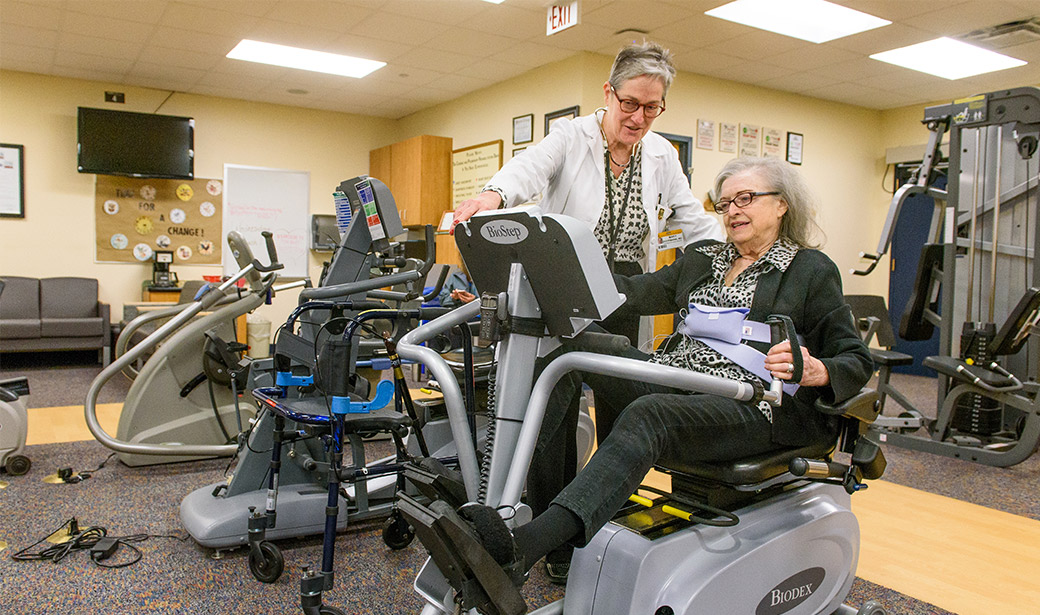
{"left": 0, "top": 276, "right": 111, "bottom": 365}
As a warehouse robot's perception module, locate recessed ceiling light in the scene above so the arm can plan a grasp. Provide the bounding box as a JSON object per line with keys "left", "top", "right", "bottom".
{"left": 870, "top": 37, "right": 1027, "bottom": 80}
{"left": 705, "top": 0, "right": 890, "bottom": 44}
{"left": 227, "top": 40, "right": 385, "bottom": 78}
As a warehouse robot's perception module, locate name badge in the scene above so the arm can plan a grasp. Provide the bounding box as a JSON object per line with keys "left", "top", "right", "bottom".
{"left": 657, "top": 229, "right": 684, "bottom": 251}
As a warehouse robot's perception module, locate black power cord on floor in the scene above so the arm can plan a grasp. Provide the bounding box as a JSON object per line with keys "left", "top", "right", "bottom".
{"left": 55, "top": 452, "right": 117, "bottom": 484}
{"left": 11, "top": 517, "right": 188, "bottom": 569}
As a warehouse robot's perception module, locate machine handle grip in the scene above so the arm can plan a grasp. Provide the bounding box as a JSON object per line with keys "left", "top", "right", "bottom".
{"left": 789, "top": 458, "right": 847, "bottom": 479}
{"left": 564, "top": 331, "right": 631, "bottom": 354}
{"left": 252, "top": 231, "right": 285, "bottom": 273}
{"left": 374, "top": 256, "right": 408, "bottom": 268}
{"left": 421, "top": 265, "right": 451, "bottom": 303}
{"left": 851, "top": 252, "right": 880, "bottom": 276}
{"left": 766, "top": 314, "right": 802, "bottom": 382}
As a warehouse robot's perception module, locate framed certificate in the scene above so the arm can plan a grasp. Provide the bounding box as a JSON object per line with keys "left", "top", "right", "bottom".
{"left": 512, "top": 114, "right": 533, "bottom": 145}
{"left": 0, "top": 143, "right": 25, "bottom": 218}
{"left": 544, "top": 105, "right": 580, "bottom": 136}
{"left": 786, "top": 132, "right": 803, "bottom": 165}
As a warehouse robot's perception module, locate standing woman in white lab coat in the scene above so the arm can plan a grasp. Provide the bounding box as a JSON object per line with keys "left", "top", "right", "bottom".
{"left": 453, "top": 41, "right": 723, "bottom": 343}
{"left": 452, "top": 41, "right": 723, "bottom": 584}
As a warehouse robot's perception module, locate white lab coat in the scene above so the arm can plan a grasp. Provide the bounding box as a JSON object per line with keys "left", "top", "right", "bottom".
{"left": 485, "top": 111, "right": 724, "bottom": 272}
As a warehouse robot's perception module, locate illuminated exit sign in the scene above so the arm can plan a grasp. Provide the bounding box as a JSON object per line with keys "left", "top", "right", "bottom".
{"left": 547, "top": 1, "right": 580, "bottom": 36}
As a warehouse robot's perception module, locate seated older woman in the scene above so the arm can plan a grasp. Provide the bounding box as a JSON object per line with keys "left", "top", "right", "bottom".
{"left": 421, "top": 156, "right": 872, "bottom": 610}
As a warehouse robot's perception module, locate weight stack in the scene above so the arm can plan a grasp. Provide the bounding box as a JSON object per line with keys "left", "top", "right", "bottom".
{"left": 953, "top": 322, "right": 1002, "bottom": 436}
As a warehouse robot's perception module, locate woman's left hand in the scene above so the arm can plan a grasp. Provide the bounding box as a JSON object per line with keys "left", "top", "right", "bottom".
{"left": 764, "top": 340, "right": 830, "bottom": 387}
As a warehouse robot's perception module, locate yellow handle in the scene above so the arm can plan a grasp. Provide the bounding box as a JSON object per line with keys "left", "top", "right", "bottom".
{"left": 628, "top": 494, "right": 654, "bottom": 508}
{"left": 662, "top": 504, "right": 691, "bottom": 521}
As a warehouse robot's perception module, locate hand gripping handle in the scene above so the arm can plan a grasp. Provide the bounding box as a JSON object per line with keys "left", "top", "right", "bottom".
{"left": 766, "top": 314, "right": 802, "bottom": 382}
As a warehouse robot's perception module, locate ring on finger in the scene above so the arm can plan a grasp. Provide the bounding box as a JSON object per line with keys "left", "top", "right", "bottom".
{"left": 785, "top": 363, "right": 794, "bottom": 374}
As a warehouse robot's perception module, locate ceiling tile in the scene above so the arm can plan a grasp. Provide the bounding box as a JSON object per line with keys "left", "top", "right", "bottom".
{"left": 424, "top": 27, "right": 519, "bottom": 56}
{"left": 703, "top": 29, "right": 805, "bottom": 61}
{"left": 325, "top": 33, "right": 414, "bottom": 62}
{"left": 542, "top": 23, "right": 620, "bottom": 52}
{"left": 1, "top": 22, "right": 61, "bottom": 49}
{"left": 838, "top": 1, "right": 953, "bottom": 21}
{"left": 431, "top": 72, "right": 495, "bottom": 95}
{"left": 764, "top": 44, "right": 862, "bottom": 72}
{"left": 651, "top": 14, "right": 747, "bottom": 50}
{"left": 54, "top": 50, "right": 133, "bottom": 74}
{"left": 582, "top": 0, "right": 697, "bottom": 32}
{"left": 57, "top": 32, "right": 144, "bottom": 60}
{"left": 1, "top": 0, "right": 66, "bottom": 30}
{"left": 158, "top": 1, "right": 261, "bottom": 37}
{"left": 0, "top": 43, "right": 56, "bottom": 72}
{"left": 128, "top": 60, "right": 206, "bottom": 86}
{"left": 148, "top": 26, "right": 240, "bottom": 55}
{"left": 173, "top": 0, "right": 279, "bottom": 19}
{"left": 348, "top": 11, "right": 451, "bottom": 46}
{"left": 457, "top": 59, "right": 531, "bottom": 82}
{"left": 459, "top": 4, "right": 545, "bottom": 40}
{"left": 901, "top": 1, "right": 1036, "bottom": 37}
{"left": 264, "top": 0, "right": 375, "bottom": 30}
{"left": 381, "top": 0, "right": 492, "bottom": 26}
{"left": 810, "top": 57, "right": 897, "bottom": 82}
{"left": 758, "top": 70, "right": 843, "bottom": 93}
{"left": 393, "top": 46, "right": 481, "bottom": 73}
{"left": 369, "top": 64, "right": 448, "bottom": 89}
{"left": 48, "top": 64, "right": 126, "bottom": 85}
{"left": 62, "top": 0, "right": 165, "bottom": 24}
{"left": 801, "top": 82, "right": 899, "bottom": 108}
{"left": 490, "top": 41, "right": 575, "bottom": 69}
{"left": 243, "top": 19, "right": 342, "bottom": 49}
{"left": 60, "top": 12, "right": 157, "bottom": 43}
{"left": 827, "top": 22, "right": 935, "bottom": 55}
{"left": 135, "top": 44, "right": 222, "bottom": 71}
{"left": 671, "top": 47, "right": 746, "bottom": 76}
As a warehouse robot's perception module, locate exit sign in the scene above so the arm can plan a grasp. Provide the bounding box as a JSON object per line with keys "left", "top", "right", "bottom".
{"left": 547, "top": 1, "right": 580, "bottom": 36}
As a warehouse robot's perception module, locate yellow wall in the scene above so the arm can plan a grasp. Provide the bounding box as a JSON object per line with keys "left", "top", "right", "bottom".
{"left": 4, "top": 53, "right": 934, "bottom": 329}
{"left": 0, "top": 69, "right": 397, "bottom": 323}
{"left": 403, "top": 52, "right": 891, "bottom": 297}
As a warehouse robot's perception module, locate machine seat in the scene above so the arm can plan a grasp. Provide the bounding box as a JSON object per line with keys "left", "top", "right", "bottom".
{"left": 656, "top": 440, "right": 835, "bottom": 487}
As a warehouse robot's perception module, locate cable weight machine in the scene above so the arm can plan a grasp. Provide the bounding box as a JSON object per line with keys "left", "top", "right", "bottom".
{"left": 854, "top": 87, "right": 1040, "bottom": 466}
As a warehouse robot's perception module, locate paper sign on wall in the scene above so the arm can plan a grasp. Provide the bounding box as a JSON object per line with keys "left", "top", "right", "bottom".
{"left": 763, "top": 127, "right": 783, "bottom": 158}
{"left": 720, "top": 122, "right": 738, "bottom": 154}
{"left": 739, "top": 124, "right": 761, "bottom": 157}
{"left": 696, "top": 119, "right": 716, "bottom": 151}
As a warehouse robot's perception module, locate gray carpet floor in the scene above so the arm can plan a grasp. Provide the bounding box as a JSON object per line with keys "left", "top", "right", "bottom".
{"left": 5, "top": 353, "right": 1031, "bottom": 614}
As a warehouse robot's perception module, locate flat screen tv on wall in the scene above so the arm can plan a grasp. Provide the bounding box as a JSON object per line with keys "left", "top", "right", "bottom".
{"left": 77, "top": 107, "right": 195, "bottom": 180}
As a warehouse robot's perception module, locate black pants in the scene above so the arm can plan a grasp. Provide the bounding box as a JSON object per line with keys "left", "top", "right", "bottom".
{"left": 531, "top": 343, "right": 780, "bottom": 544}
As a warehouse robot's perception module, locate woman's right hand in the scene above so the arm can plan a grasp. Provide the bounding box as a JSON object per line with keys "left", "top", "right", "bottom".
{"left": 453, "top": 191, "right": 502, "bottom": 227}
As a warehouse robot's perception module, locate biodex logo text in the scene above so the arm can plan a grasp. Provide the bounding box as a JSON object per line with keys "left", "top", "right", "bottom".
{"left": 480, "top": 221, "right": 528, "bottom": 244}
{"left": 755, "top": 567, "right": 825, "bottom": 615}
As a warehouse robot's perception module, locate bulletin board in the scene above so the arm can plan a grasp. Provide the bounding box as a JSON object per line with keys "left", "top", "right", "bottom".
{"left": 95, "top": 174, "right": 223, "bottom": 264}
{"left": 452, "top": 140, "right": 503, "bottom": 208}
{"left": 222, "top": 164, "right": 309, "bottom": 279}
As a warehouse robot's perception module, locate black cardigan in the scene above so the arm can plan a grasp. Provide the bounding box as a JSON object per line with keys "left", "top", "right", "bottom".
{"left": 612, "top": 239, "right": 873, "bottom": 447}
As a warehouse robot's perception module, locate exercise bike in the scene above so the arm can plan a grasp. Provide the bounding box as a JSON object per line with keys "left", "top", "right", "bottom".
{"left": 85, "top": 230, "right": 283, "bottom": 466}
{"left": 0, "top": 280, "right": 32, "bottom": 477}
{"left": 394, "top": 207, "right": 887, "bottom": 615}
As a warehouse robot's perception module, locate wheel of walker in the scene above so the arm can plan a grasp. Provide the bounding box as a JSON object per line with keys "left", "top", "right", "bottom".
{"left": 248, "top": 541, "right": 284, "bottom": 583}
{"left": 319, "top": 607, "right": 347, "bottom": 615}
{"left": 382, "top": 513, "right": 415, "bottom": 550}
{"left": 857, "top": 600, "right": 887, "bottom": 615}
{"left": 5, "top": 454, "right": 31, "bottom": 476}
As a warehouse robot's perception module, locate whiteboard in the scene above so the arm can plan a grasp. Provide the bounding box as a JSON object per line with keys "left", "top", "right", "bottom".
{"left": 222, "top": 164, "right": 309, "bottom": 278}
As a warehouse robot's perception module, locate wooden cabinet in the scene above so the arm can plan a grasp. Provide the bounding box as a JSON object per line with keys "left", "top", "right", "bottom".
{"left": 369, "top": 135, "right": 452, "bottom": 227}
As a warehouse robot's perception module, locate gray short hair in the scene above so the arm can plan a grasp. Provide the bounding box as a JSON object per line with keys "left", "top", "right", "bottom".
{"left": 712, "top": 156, "right": 824, "bottom": 248}
{"left": 608, "top": 41, "right": 676, "bottom": 97}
